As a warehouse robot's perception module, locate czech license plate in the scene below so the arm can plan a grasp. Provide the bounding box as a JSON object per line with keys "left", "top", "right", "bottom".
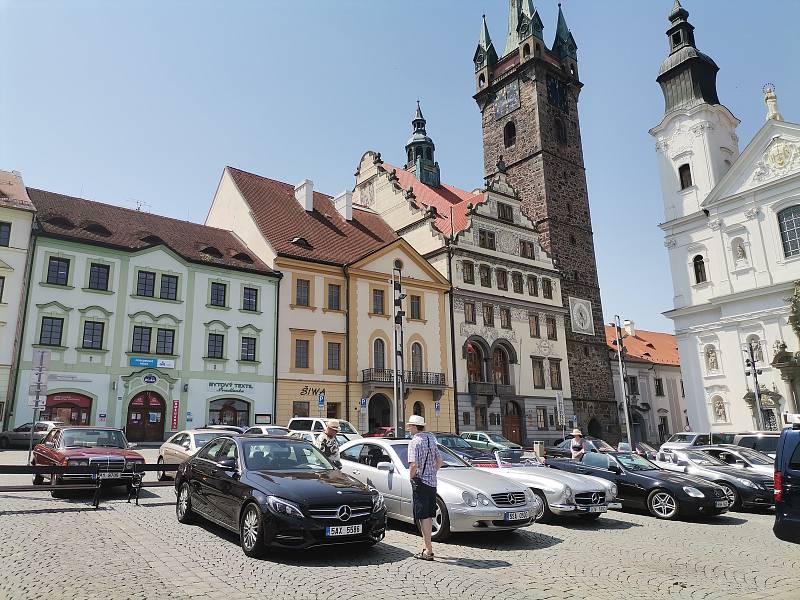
{"left": 325, "top": 524, "right": 363, "bottom": 536}
{"left": 588, "top": 505, "right": 607, "bottom": 513}
{"left": 505, "top": 510, "right": 529, "bottom": 521}
{"left": 715, "top": 500, "right": 728, "bottom": 508}
{"left": 98, "top": 472, "right": 122, "bottom": 479}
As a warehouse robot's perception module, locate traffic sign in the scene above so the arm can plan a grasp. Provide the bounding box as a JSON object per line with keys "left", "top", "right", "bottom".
{"left": 434, "top": 401, "right": 441, "bottom": 416}
{"left": 318, "top": 393, "right": 326, "bottom": 407}
{"left": 360, "top": 397, "right": 368, "bottom": 407}
{"left": 32, "top": 349, "right": 51, "bottom": 372}
{"left": 28, "top": 383, "right": 47, "bottom": 397}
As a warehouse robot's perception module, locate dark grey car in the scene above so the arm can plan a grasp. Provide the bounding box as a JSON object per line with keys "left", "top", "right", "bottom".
{"left": 0, "top": 421, "right": 64, "bottom": 449}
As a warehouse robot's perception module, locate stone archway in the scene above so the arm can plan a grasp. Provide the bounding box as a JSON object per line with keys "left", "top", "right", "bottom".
{"left": 587, "top": 417, "right": 602, "bottom": 439}
{"left": 368, "top": 394, "right": 392, "bottom": 431}
{"left": 126, "top": 391, "right": 166, "bottom": 442}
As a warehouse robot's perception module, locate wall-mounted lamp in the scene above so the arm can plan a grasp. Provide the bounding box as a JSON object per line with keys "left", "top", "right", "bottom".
{"left": 112, "top": 381, "right": 116, "bottom": 391}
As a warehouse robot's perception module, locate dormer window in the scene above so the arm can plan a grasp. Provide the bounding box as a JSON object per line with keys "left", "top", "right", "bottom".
{"left": 291, "top": 236, "right": 312, "bottom": 249}
{"left": 201, "top": 246, "right": 223, "bottom": 259}
{"left": 140, "top": 234, "right": 163, "bottom": 245}
{"left": 84, "top": 223, "right": 112, "bottom": 237}
{"left": 679, "top": 163, "right": 693, "bottom": 190}
{"left": 46, "top": 216, "right": 75, "bottom": 230}
{"left": 232, "top": 252, "right": 253, "bottom": 264}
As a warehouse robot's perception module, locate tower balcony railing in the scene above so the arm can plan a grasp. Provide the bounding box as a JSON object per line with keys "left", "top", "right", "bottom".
{"left": 468, "top": 381, "right": 516, "bottom": 399}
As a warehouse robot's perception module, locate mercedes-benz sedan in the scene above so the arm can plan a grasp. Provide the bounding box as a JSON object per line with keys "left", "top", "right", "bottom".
{"left": 175, "top": 436, "right": 386, "bottom": 557}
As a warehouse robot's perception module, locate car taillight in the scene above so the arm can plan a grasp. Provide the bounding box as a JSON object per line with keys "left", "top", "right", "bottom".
{"left": 774, "top": 471, "right": 783, "bottom": 502}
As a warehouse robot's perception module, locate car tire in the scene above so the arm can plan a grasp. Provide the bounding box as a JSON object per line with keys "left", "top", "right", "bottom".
{"left": 157, "top": 457, "right": 169, "bottom": 481}
{"left": 417, "top": 496, "right": 451, "bottom": 542}
{"left": 240, "top": 503, "right": 267, "bottom": 558}
{"left": 176, "top": 483, "right": 195, "bottom": 524}
{"left": 0, "top": 436, "right": 9, "bottom": 450}
{"left": 531, "top": 490, "right": 553, "bottom": 524}
{"left": 647, "top": 489, "right": 679, "bottom": 520}
{"left": 716, "top": 482, "right": 740, "bottom": 511}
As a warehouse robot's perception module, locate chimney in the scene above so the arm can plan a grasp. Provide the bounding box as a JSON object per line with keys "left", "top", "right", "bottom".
{"left": 623, "top": 319, "right": 635, "bottom": 337}
{"left": 333, "top": 190, "right": 353, "bottom": 221}
{"left": 294, "top": 179, "right": 314, "bottom": 212}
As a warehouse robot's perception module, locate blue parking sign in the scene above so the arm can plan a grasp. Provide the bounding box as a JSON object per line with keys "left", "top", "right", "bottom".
{"left": 318, "top": 393, "right": 326, "bottom": 407}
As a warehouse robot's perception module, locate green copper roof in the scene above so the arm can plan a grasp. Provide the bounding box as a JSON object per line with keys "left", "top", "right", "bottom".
{"left": 502, "top": 0, "right": 523, "bottom": 57}
{"left": 552, "top": 4, "right": 577, "bottom": 59}
{"left": 475, "top": 14, "right": 498, "bottom": 67}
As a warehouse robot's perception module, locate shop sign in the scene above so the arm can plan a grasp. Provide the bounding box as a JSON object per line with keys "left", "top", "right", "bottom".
{"left": 208, "top": 381, "right": 255, "bottom": 393}
{"left": 98, "top": 413, "right": 107, "bottom": 423}
{"left": 143, "top": 374, "right": 158, "bottom": 384}
{"left": 300, "top": 386, "right": 326, "bottom": 396}
{"left": 255, "top": 414, "right": 272, "bottom": 425}
{"left": 186, "top": 411, "right": 193, "bottom": 423}
{"left": 172, "top": 400, "right": 180, "bottom": 430}
{"left": 129, "top": 357, "right": 175, "bottom": 369}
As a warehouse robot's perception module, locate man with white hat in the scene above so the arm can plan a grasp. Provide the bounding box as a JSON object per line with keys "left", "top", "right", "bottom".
{"left": 570, "top": 428, "right": 590, "bottom": 460}
{"left": 315, "top": 419, "right": 342, "bottom": 468}
{"left": 406, "top": 414, "right": 443, "bottom": 561}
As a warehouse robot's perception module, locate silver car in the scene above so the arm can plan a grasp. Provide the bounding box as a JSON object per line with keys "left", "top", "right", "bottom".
{"left": 157, "top": 429, "right": 225, "bottom": 479}
{"left": 244, "top": 426, "right": 291, "bottom": 436}
{"left": 696, "top": 445, "right": 774, "bottom": 477}
{"left": 0, "top": 421, "right": 64, "bottom": 449}
{"left": 473, "top": 452, "right": 621, "bottom": 522}
{"left": 339, "top": 438, "right": 541, "bottom": 541}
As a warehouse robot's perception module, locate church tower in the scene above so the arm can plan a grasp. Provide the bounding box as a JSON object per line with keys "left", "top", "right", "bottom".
{"left": 650, "top": 1, "right": 740, "bottom": 222}
{"left": 405, "top": 101, "right": 441, "bottom": 187}
{"left": 474, "top": 2, "right": 619, "bottom": 441}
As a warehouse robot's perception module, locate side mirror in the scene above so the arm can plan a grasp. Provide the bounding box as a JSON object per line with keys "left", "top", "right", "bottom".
{"left": 182, "top": 442, "right": 191, "bottom": 450}
{"left": 608, "top": 464, "right": 621, "bottom": 474}
{"left": 376, "top": 461, "right": 394, "bottom": 472}
{"left": 127, "top": 442, "right": 138, "bottom": 449}
{"left": 216, "top": 457, "right": 237, "bottom": 471}
{"left": 45, "top": 441, "right": 55, "bottom": 448}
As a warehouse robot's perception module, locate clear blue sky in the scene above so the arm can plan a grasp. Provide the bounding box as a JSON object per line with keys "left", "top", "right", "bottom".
{"left": 2, "top": 1, "right": 798, "bottom": 331}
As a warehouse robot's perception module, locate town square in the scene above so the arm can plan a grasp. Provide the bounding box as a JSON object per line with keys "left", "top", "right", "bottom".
{"left": 0, "top": 1, "right": 798, "bottom": 598}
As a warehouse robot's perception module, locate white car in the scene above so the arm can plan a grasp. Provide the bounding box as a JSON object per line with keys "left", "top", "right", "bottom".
{"left": 472, "top": 452, "right": 621, "bottom": 522}
{"left": 289, "top": 431, "right": 351, "bottom": 447}
{"left": 243, "top": 425, "right": 291, "bottom": 436}
{"left": 287, "top": 417, "right": 362, "bottom": 441}
{"left": 339, "top": 438, "right": 541, "bottom": 541}
{"left": 157, "top": 429, "right": 225, "bottom": 479}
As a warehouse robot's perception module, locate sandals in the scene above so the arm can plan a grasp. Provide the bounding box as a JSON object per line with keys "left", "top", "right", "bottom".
{"left": 413, "top": 550, "right": 434, "bottom": 561}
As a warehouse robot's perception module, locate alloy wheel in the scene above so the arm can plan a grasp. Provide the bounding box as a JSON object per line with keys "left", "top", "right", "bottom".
{"left": 178, "top": 486, "right": 189, "bottom": 518}
{"left": 242, "top": 507, "right": 260, "bottom": 551}
{"left": 532, "top": 495, "right": 546, "bottom": 521}
{"left": 651, "top": 492, "right": 677, "bottom": 518}
{"left": 157, "top": 458, "right": 166, "bottom": 481}
{"left": 719, "top": 483, "right": 737, "bottom": 507}
{"left": 431, "top": 503, "right": 443, "bottom": 536}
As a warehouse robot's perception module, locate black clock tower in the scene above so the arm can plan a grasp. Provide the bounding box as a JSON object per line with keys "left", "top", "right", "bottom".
{"left": 473, "top": 1, "right": 620, "bottom": 442}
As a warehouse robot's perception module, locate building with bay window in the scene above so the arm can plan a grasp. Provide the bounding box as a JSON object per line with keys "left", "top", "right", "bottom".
{"left": 7, "top": 186, "right": 279, "bottom": 441}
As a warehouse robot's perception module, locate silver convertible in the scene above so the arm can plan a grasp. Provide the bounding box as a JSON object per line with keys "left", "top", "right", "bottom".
{"left": 472, "top": 451, "right": 621, "bottom": 523}
{"left": 339, "top": 438, "right": 542, "bottom": 541}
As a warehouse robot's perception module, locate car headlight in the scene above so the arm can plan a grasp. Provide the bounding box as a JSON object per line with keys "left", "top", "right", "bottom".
{"left": 370, "top": 488, "right": 385, "bottom": 512}
{"left": 462, "top": 491, "right": 478, "bottom": 507}
{"left": 67, "top": 459, "right": 89, "bottom": 466}
{"left": 682, "top": 486, "right": 705, "bottom": 498}
{"left": 524, "top": 487, "right": 536, "bottom": 504}
{"left": 476, "top": 493, "right": 491, "bottom": 506}
{"left": 266, "top": 496, "right": 304, "bottom": 518}
{"left": 609, "top": 484, "right": 618, "bottom": 499}
{"left": 562, "top": 485, "right": 573, "bottom": 501}
{"left": 735, "top": 477, "right": 759, "bottom": 489}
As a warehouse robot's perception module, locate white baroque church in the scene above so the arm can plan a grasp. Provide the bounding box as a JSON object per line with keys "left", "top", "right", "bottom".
{"left": 650, "top": 1, "right": 800, "bottom": 432}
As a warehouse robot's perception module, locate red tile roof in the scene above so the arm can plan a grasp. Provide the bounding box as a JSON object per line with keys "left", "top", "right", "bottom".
{"left": 380, "top": 162, "right": 486, "bottom": 238}
{"left": 28, "top": 188, "right": 276, "bottom": 276}
{"left": 226, "top": 166, "right": 398, "bottom": 266}
{"left": 605, "top": 325, "right": 680, "bottom": 367}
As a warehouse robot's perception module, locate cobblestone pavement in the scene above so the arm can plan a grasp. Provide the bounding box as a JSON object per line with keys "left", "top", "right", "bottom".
{"left": 0, "top": 449, "right": 797, "bottom": 600}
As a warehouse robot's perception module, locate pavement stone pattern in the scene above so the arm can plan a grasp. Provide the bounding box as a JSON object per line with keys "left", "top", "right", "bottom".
{"left": 0, "top": 449, "right": 797, "bottom": 600}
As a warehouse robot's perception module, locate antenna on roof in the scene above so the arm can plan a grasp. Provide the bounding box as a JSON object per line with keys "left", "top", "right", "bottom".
{"left": 133, "top": 198, "right": 152, "bottom": 213}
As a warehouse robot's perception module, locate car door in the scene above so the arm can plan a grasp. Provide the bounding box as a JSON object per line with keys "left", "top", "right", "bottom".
{"left": 191, "top": 437, "right": 227, "bottom": 518}
{"left": 162, "top": 433, "right": 181, "bottom": 463}
{"left": 11, "top": 423, "right": 33, "bottom": 446}
{"left": 206, "top": 440, "right": 243, "bottom": 529}
{"left": 356, "top": 443, "right": 403, "bottom": 516}
{"left": 340, "top": 443, "right": 365, "bottom": 480}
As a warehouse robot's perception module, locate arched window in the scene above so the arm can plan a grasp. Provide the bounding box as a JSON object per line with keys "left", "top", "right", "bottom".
{"left": 555, "top": 118, "right": 567, "bottom": 144}
{"left": 466, "top": 342, "right": 485, "bottom": 383}
{"left": 778, "top": 205, "right": 800, "bottom": 258}
{"left": 492, "top": 347, "right": 510, "bottom": 386}
{"left": 373, "top": 338, "right": 385, "bottom": 371}
{"left": 535, "top": 43, "right": 542, "bottom": 57}
{"left": 678, "top": 163, "right": 693, "bottom": 190}
{"left": 692, "top": 255, "right": 707, "bottom": 284}
{"left": 425, "top": 148, "right": 432, "bottom": 160}
{"left": 479, "top": 74, "right": 486, "bottom": 88}
{"left": 504, "top": 121, "right": 517, "bottom": 148}
{"left": 411, "top": 342, "right": 423, "bottom": 374}
{"left": 407, "top": 149, "right": 412, "bottom": 163}
{"left": 522, "top": 43, "right": 531, "bottom": 58}
{"left": 413, "top": 401, "right": 425, "bottom": 418}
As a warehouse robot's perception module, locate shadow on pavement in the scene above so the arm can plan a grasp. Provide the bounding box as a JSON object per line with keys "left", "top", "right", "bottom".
{"left": 0, "top": 505, "right": 109, "bottom": 516}
{"left": 685, "top": 514, "right": 749, "bottom": 526}
{"left": 550, "top": 514, "right": 643, "bottom": 530}
{"left": 389, "top": 519, "right": 562, "bottom": 551}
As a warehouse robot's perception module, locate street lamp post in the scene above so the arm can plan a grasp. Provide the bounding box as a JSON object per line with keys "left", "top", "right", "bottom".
{"left": 613, "top": 316, "right": 634, "bottom": 447}
{"left": 392, "top": 266, "right": 406, "bottom": 438}
{"left": 742, "top": 341, "right": 766, "bottom": 431}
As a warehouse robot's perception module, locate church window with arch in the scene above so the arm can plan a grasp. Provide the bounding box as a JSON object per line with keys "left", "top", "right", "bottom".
{"left": 678, "top": 163, "right": 693, "bottom": 190}
{"left": 504, "top": 121, "right": 517, "bottom": 148}
{"left": 778, "top": 205, "right": 800, "bottom": 258}
{"left": 692, "top": 255, "right": 707, "bottom": 284}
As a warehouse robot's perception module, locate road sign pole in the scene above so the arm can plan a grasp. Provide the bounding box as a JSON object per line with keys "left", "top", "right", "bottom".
{"left": 26, "top": 350, "right": 50, "bottom": 464}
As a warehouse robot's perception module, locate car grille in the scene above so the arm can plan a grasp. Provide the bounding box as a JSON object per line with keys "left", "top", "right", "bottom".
{"left": 575, "top": 492, "right": 606, "bottom": 506}
{"left": 89, "top": 458, "right": 125, "bottom": 472}
{"left": 762, "top": 480, "right": 774, "bottom": 490}
{"left": 307, "top": 504, "right": 372, "bottom": 521}
{"left": 491, "top": 492, "right": 527, "bottom": 507}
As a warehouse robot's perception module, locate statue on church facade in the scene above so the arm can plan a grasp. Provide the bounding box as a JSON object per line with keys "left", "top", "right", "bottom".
{"left": 705, "top": 346, "right": 719, "bottom": 371}
{"left": 712, "top": 397, "right": 727, "bottom": 423}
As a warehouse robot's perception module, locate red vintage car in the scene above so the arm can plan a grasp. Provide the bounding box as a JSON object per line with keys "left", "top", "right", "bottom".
{"left": 32, "top": 426, "right": 145, "bottom": 494}
{"left": 364, "top": 426, "right": 395, "bottom": 438}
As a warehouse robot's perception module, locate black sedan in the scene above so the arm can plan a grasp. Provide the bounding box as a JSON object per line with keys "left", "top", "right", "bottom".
{"left": 544, "top": 436, "right": 615, "bottom": 458}
{"left": 175, "top": 435, "right": 386, "bottom": 556}
{"left": 546, "top": 452, "right": 729, "bottom": 520}
{"left": 433, "top": 432, "right": 494, "bottom": 463}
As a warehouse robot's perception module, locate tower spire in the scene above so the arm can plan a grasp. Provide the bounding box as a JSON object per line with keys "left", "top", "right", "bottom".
{"left": 405, "top": 101, "right": 440, "bottom": 187}
{"left": 552, "top": 3, "right": 577, "bottom": 59}
{"left": 502, "top": 0, "right": 523, "bottom": 57}
{"left": 474, "top": 14, "right": 498, "bottom": 72}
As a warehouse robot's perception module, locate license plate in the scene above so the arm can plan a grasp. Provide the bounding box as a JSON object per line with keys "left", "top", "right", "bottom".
{"left": 98, "top": 472, "right": 122, "bottom": 479}
{"left": 325, "top": 524, "right": 363, "bottom": 536}
{"left": 588, "top": 505, "right": 607, "bottom": 513}
{"left": 505, "top": 510, "right": 529, "bottom": 521}
{"left": 715, "top": 500, "right": 728, "bottom": 508}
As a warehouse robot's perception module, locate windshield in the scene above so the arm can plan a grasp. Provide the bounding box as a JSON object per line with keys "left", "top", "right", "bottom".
{"left": 62, "top": 429, "right": 127, "bottom": 449}
{"left": 242, "top": 439, "right": 333, "bottom": 471}
{"left": 590, "top": 439, "right": 615, "bottom": 452}
{"left": 666, "top": 434, "right": 695, "bottom": 443}
{"left": 488, "top": 434, "right": 513, "bottom": 444}
{"left": 736, "top": 448, "right": 774, "bottom": 465}
{"left": 615, "top": 453, "right": 658, "bottom": 471}
{"left": 437, "top": 436, "right": 473, "bottom": 449}
{"left": 194, "top": 432, "right": 224, "bottom": 446}
{"left": 265, "top": 427, "right": 289, "bottom": 436}
{"left": 684, "top": 451, "right": 725, "bottom": 466}
{"left": 394, "top": 443, "right": 470, "bottom": 469}
{"left": 752, "top": 437, "right": 779, "bottom": 454}
{"left": 289, "top": 419, "right": 312, "bottom": 431}
{"left": 335, "top": 421, "right": 357, "bottom": 435}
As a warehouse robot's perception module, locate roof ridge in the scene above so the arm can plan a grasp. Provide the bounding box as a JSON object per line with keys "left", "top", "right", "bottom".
{"left": 226, "top": 166, "right": 334, "bottom": 200}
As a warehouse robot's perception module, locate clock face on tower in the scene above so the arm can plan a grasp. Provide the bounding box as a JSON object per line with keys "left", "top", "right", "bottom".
{"left": 494, "top": 80, "right": 520, "bottom": 120}
{"left": 546, "top": 75, "right": 569, "bottom": 113}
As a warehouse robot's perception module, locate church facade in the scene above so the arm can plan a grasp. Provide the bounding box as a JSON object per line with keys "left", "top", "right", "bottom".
{"left": 651, "top": 1, "right": 800, "bottom": 432}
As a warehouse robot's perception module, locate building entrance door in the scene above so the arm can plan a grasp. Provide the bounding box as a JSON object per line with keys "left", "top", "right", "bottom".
{"left": 126, "top": 391, "right": 166, "bottom": 442}
{"left": 503, "top": 401, "right": 523, "bottom": 445}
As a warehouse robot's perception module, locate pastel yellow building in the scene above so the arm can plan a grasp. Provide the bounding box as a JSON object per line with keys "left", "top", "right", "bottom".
{"left": 206, "top": 167, "right": 455, "bottom": 433}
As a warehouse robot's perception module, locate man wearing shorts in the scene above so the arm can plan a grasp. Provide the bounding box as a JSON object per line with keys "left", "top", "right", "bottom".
{"left": 407, "top": 414, "right": 443, "bottom": 561}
